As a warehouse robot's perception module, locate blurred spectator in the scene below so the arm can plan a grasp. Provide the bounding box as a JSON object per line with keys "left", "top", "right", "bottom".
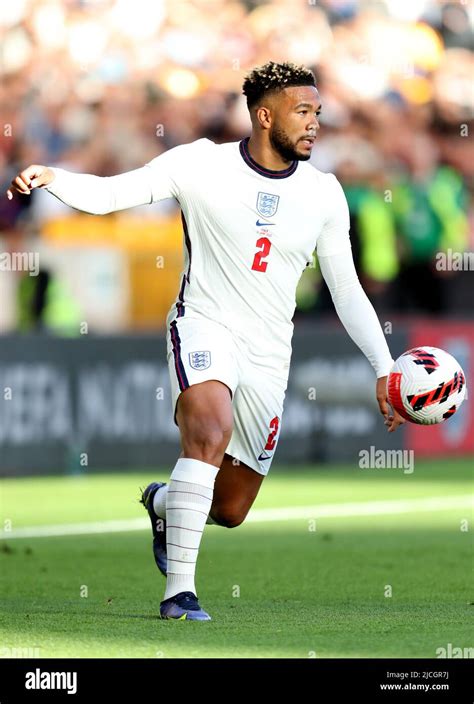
{"left": 17, "top": 268, "right": 82, "bottom": 335}
{"left": 392, "top": 132, "right": 468, "bottom": 313}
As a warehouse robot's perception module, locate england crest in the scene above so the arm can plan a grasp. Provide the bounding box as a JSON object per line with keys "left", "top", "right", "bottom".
{"left": 257, "top": 192, "right": 279, "bottom": 218}
{"left": 189, "top": 351, "right": 211, "bottom": 370}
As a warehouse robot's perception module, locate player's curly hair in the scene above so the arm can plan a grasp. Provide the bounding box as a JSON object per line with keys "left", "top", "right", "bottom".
{"left": 242, "top": 61, "right": 316, "bottom": 109}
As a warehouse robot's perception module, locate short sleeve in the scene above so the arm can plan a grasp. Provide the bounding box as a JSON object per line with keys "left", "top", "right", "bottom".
{"left": 316, "top": 174, "right": 352, "bottom": 257}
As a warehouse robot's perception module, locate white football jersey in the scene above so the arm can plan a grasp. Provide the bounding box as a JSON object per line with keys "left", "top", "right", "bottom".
{"left": 46, "top": 136, "right": 393, "bottom": 378}
{"left": 145, "top": 138, "right": 351, "bottom": 363}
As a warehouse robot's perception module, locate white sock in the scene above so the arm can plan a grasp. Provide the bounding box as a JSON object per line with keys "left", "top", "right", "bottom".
{"left": 153, "top": 485, "right": 168, "bottom": 518}
{"left": 153, "top": 482, "right": 217, "bottom": 524}
{"left": 164, "top": 457, "right": 219, "bottom": 600}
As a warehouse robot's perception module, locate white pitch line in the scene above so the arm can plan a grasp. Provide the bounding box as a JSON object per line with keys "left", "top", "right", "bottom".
{"left": 1, "top": 495, "right": 471, "bottom": 540}
{"left": 246, "top": 495, "right": 473, "bottom": 522}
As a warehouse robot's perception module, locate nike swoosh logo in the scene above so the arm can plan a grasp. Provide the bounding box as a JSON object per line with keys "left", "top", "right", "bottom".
{"left": 256, "top": 220, "right": 275, "bottom": 227}
{"left": 258, "top": 452, "right": 273, "bottom": 461}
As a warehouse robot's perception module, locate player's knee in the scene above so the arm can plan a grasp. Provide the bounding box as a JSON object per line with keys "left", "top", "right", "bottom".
{"left": 183, "top": 420, "right": 232, "bottom": 464}
{"left": 212, "top": 506, "right": 246, "bottom": 529}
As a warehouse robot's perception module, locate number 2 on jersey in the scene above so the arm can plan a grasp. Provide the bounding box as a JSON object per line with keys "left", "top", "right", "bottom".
{"left": 264, "top": 416, "right": 280, "bottom": 450}
{"left": 251, "top": 236, "right": 272, "bottom": 272}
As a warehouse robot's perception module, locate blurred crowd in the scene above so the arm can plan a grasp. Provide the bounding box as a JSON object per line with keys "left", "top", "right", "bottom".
{"left": 0, "top": 0, "right": 473, "bottom": 330}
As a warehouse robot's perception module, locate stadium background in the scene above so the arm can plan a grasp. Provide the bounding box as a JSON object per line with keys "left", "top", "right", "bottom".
{"left": 0, "top": 0, "right": 472, "bottom": 661}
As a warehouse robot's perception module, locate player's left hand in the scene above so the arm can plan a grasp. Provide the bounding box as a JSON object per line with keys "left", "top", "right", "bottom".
{"left": 376, "top": 376, "right": 406, "bottom": 433}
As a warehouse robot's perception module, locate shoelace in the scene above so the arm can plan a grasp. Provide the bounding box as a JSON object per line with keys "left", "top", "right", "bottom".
{"left": 177, "top": 592, "right": 199, "bottom": 608}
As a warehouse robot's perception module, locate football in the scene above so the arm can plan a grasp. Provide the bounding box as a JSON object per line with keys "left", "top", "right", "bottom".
{"left": 387, "top": 346, "right": 467, "bottom": 425}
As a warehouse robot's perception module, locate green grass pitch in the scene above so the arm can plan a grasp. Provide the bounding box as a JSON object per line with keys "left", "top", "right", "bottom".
{"left": 0, "top": 458, "right": 472, "bottom": 658}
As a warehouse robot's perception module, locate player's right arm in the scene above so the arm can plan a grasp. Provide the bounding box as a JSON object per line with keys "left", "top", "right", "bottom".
{"left": 7, "top": 140, "right": 207, "bottom": 213}
{"left": 5, "top": 140, "right": 200, "bottom": 214}
{"left": 6, "top": 140, "right": 209, "bottom": 213}
{"left": 7, "top": 163, "right": 157, "bottom": 215}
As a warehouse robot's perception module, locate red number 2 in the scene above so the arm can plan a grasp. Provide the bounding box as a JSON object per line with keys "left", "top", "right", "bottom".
{"left": 251, "top": 237, "right": 272, "bottom": 272}
{"left": 265, "top": 416, "right": 280, "bottom": 450}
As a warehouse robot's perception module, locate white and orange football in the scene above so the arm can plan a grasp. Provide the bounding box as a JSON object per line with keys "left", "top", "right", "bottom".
{"left": 388, "top": 346, "right": 467, "bottom": 425}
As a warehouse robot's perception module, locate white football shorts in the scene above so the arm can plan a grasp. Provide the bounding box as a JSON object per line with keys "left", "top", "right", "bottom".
{"left": 166, "top": 313, "right": 289, "bottom": 475}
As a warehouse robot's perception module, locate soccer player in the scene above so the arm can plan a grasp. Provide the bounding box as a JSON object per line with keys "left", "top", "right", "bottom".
{"left": 8, "top": 62, "right": 404, "bottom": 621}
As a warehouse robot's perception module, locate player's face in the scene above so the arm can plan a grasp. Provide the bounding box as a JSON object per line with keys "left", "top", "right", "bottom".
{"left": 270, "top": 86, "right": 321, "bottom": 162}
